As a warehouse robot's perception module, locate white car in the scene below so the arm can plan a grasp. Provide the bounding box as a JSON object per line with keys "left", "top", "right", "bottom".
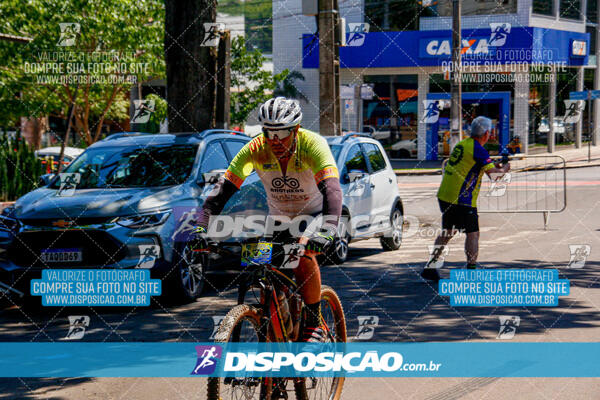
{"left": 363, "top": 125, "right": 391, "bottom": 141}
{"left": 326, "top": 134, "right": 404, "bottom": 264}
{"left": 390, "top": 138, "right": 444, "bottom": 158}
{"left": 35, "top": 146, "right": 84, "bottom": 163}
{"left": 390, "top": 138, "right": 418, "bottom": 158}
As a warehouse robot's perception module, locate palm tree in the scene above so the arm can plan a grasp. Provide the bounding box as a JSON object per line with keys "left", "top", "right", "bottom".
{"left": 274, "top": 70, "right": 307, "bottom": 102}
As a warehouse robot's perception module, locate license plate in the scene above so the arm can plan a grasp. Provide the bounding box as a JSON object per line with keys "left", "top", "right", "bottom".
{"left": 41, "top": 248, "right": 82, "bottom": 263}
{"left": 241, "top": 242, "right": 273, "bottom": 267}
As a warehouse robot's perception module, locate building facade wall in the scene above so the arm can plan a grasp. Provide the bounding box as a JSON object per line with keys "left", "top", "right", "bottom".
{"left": 274, "top": 0, "right": 591, "bottom": 158}
{"left": 273, "top": 0, "right": 363, "bottom": 132}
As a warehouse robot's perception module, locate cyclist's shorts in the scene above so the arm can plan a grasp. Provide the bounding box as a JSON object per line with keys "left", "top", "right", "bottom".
{"left": 438, "top": 199, "right": 479, "bottom": 233}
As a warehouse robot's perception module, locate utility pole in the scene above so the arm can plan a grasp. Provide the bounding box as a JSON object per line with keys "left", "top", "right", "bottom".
{"left": 548, "top": 69, "right": 557, "bottom": 153}
{"left": 215, "top": 30, "right": 231, "bottom": 129}
{"left": 450, "top": 0, "right": 462, "bottom": 149}
{"left": 165, "top": 0, "right": 217, "bottom": 132}
{"left": 58, "top": 85, "right": 78, "bottom": 174}
{"left": 594, "top": 0, "right": 600, "bottom": 146}
{"left": 318, "top": 0, "right": 341, "bottom": 136}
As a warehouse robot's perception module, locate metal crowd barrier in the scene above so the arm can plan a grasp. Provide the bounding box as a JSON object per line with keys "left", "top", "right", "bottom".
{"left": 443, "top": 155, "right": 567, "bottom": 229}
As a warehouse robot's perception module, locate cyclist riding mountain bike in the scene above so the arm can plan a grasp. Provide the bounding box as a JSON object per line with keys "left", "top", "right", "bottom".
{"left": 194, "top": 97, "right": 343, "bottom": 343}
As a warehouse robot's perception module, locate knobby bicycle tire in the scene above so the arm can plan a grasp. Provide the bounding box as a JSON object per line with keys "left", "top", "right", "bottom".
{"left": 207, "top": 304, "right": 273, "bottom": 400}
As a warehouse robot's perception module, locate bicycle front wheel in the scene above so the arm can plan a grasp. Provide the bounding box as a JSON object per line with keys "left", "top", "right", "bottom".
{"left": 207, "top": 304, "right": 272, "bottom": 400}
{"left": 294, "top": 285, "right": 346, "bottom": 400}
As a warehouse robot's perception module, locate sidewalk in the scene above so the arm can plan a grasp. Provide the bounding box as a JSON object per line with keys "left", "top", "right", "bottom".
{"left": 393, "top": 144, "right": 600, "bottom": 175}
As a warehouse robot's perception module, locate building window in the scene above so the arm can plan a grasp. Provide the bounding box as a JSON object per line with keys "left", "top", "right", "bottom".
{"left": 438, "top": 0, "right": 517, "bottom": 17}
{"left": 587, "top": 26, "right": 596, "bottom": 56}
{"left": 560, "top": 0, "right": 582, "bottom": 20}
{"left": 218, "top": 0, "right": 272, "bottom": 53}
{"left": 365, "top": 0, "right": 437, "bottom": 32}
{"left": 533, "top": 0, "right": 555, "bottom": 16}
{"left": 588, "top": 0, "right": 598, "bottom": 23}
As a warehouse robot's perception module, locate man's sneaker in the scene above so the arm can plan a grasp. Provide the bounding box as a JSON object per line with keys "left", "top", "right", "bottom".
{"left": 301, "top": 326, "right": 327, "bottom": 343}
{"left": 420, "top": 268, "right": 440, "bottom": 282}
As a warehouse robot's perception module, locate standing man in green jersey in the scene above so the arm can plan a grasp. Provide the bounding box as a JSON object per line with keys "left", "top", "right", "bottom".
{"left": 421, "top": 116, "right": 510, "bottom": 282}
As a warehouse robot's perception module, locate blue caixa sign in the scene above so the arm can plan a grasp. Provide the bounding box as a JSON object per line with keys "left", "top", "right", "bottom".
{"left": 302, "top": 27, "right": 588, "bottom": 68}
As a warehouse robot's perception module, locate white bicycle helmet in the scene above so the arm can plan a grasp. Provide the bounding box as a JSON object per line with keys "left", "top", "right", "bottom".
{"left": 258, "top": 97, "right": 302, "bottom": 130}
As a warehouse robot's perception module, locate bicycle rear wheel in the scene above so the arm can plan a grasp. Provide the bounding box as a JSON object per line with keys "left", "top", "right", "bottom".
{"left": 294, "top": 285, "right": 346, "bottom": 400}
{"left": 207, "top": 304, "right": 272, "bottom": 400}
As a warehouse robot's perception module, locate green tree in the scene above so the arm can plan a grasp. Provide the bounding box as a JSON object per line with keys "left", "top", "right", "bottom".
{"left": 0, "top": 132, "right": 42, "bottom": 201}
{"left": 218, "top": 0, "right": 272, "bottom": 53}
{"left": 230, "top": 36, "right": 288, "bottom": 126}
{"left": 0, "top": 0, "right": 165, "bottom": 145}
{"left": 274, "top": 70, "right": 307, "bottom": 102}
{"left": 142, "top": 93, "right": 168, "bottom": 133}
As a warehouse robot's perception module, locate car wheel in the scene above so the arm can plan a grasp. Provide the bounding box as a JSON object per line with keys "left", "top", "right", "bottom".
{"left": 380, "top": 207, "right": 403, "bottom": 251}
{"left": 325, "top": 216, "right": 350, "bottom": 265}
{"left": 170, "top": 242, "right": 205, "bottom": 302}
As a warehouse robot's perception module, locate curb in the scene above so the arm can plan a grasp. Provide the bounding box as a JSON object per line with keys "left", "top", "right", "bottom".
{"left": 395, "top": 169, "right": 442, "bottom": 176}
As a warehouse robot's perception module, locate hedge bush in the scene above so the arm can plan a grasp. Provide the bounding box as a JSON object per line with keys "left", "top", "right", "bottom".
{"left": 0, "top": 132, "right": 42, "bottom": 201}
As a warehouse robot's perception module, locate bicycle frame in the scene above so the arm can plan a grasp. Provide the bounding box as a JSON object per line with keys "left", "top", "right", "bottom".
{"left": 208, "top": 239, "right": 345, "bottom": 400}
{"left": 236, "top": 252, "right": 302, "bottom": 342}
{"left": 232, "top": 240, "right": 333, "bottom": 343}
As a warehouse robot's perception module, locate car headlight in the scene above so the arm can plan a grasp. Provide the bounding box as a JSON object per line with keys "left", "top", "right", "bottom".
{"left": 0, "top": 215, "right": 20, "bottom": 232}
{"left": 1, "top": 206, "right": 15, "bottom": 217}
{"left": 115, "top": 210, "right": 171, "bottom": 229}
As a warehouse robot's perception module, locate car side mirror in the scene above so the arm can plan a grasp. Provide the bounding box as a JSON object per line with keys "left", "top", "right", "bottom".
{"left": 38, "top": 173, "right": 55, "bottom": 187}
{"left": 346, "top": 170, "right": 365, "bottom": 183}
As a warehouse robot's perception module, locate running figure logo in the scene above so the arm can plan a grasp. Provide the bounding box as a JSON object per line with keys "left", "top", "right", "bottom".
{"left": 57, "top": 23, "right": 80, "bottom": 46}
{"left": 355, "top": 316, "right": 379, "bottom": 340}
{"left": 191, "top": 345, "right": 223, "bottom": 375}
{"left": 201, "top": 23, "right": 224, "bottom": 47}
{"left": 486, "top": 172, "right": 512, "bottom": 197}
{"left": 57, "top": 173, "right": 81, "bottom": 197}
{"left": 563, "top": 100, "right": 585, "bottom": 124}
{"left": 131, "top": 100, "right": 155, "bottom": 124}
{"left": 65, "top": 315, "right": 90, "bottom": 340}
{"left": 489, "top": 23, "right": 511, "bottom": 47}
{"left": 497, "top": 316, "right": 520, "bottom": 339}
{"left": 171, "top": 207, "right": 200, "bottom": 242}
{"left": 347, "top": 23, "right": 370, "bottom": 47}
{"left": 567, "top": 244, "right": 591, "bottom": 269}
{"left": 209, "top": 316, "right": 226, "bottom": 340}
{"left": 137, "top": 245, "right": 160, "bottom": 269}
{"left": 427, "top": 245, "right": 449, "bottom": 269}
{"left": 422, "top": 100, "right": 442, "bottom": 123}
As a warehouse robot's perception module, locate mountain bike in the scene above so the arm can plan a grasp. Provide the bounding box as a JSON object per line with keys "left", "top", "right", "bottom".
{"left": 205, "top": 238, "right": 347, "bottom": 400}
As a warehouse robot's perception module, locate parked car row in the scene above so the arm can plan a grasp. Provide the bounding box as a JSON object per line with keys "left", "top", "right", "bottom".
{"left": 0, "top": 130, "right": 404, "bottom": 302}
{"left": 34, "top": 146, "right": 84, "bottom": 173}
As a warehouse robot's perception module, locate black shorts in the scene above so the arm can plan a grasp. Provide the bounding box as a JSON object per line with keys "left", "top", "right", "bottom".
{"left": 438, "top": 199, "right": 479, "bottom": 233}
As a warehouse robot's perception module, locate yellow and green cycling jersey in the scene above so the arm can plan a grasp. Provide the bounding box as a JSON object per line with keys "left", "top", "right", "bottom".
{"left": 437, "top": 137, "right": 495, "bottom": 207}
{"left": 223, "top": 128, "right": 339, "bottom": 217}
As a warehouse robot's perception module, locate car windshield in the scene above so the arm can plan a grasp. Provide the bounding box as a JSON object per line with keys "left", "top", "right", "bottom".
{"left": 329, "top": 145, "right": 343, "bottom": 161}
{"left": 49, "top": 144, "right": 198, "bottom": 189}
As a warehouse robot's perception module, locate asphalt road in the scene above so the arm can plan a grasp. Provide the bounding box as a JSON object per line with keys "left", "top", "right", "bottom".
{"left": 1, "top": 166, "right": 599, "bottom": 399}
